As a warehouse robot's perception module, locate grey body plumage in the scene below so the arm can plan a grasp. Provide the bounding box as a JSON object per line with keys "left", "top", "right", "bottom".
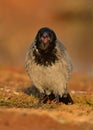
{"left": 25, "top": 27, "right": 73, "bottom": 103}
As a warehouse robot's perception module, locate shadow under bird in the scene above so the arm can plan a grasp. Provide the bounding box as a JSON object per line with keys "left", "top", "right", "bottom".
{"left": 25, "top": 27, "right": 73, "bottom": 104}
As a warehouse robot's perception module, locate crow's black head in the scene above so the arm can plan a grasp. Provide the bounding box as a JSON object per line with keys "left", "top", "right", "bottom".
{"left": 34, "top": 27, "right": 58, "bottom": 66}
{"left": 35, "top": 27, "right": 57, "bottom": 53}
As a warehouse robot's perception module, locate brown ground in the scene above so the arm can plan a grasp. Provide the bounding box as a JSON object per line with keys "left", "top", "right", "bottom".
{"left": 0, "top": 67, "right": 93, "bottom": 130}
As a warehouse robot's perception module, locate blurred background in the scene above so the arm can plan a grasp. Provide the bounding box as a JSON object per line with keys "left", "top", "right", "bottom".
{"left": 0, "top": 0, "right": 93, "bottom": 73}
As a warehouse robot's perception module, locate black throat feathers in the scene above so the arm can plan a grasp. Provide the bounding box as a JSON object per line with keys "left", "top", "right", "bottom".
{"left": 33, "top": 48, "right": 58, "bottom": 66}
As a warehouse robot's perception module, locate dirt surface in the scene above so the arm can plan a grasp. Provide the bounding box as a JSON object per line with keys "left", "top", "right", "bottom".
{"left": 0, "top": 67, "right": 93, "bottom": 130}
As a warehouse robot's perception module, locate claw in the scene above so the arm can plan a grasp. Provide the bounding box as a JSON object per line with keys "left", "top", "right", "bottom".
{"left": 59, "top": 93, "right": 73, "bottom": 104}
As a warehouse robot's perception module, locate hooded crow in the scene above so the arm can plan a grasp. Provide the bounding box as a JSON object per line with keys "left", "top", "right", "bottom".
{"left": 25, "top": 27, "right": 73, "bottom": 104}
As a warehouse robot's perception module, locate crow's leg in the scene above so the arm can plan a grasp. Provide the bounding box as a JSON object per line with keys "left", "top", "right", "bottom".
{"left": 55, "top": 94, "right": 60, "bottom": 104}
{"left": 38, "top": 93, "right": 49, "bottom": 104}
